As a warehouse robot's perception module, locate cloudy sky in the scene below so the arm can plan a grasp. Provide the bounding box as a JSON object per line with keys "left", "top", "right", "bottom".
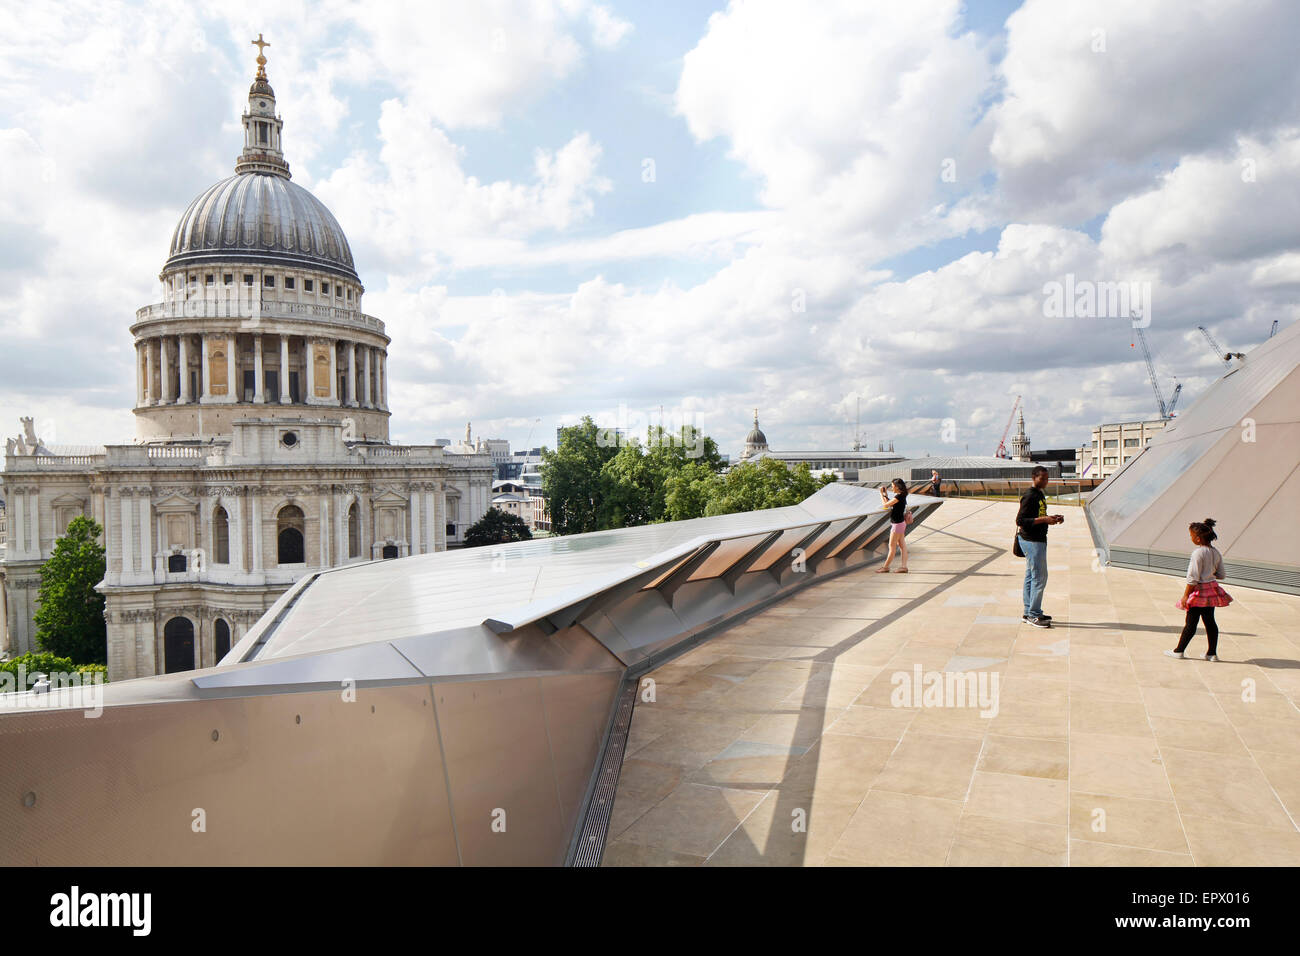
{"left": 2, "top": 0, "right": 1298, "bottom": 459}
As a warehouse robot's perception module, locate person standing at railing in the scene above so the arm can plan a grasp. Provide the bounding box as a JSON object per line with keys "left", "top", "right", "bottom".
{"left": 928, "top": 469, "right": 942, "bottom": 497}
{"left": 876, "top": 478, "right": 910, "bottom": 573}
{"left": 1016, "top": 466, "right": 1063, "bottom": 628}
{"left": 1165, "top": 518, "right": 1231, "bottom": 662}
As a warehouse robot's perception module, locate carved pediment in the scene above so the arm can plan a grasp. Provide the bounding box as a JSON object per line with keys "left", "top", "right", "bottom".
{"left": 154, "top": 493, "right": 199, "bottom": 514}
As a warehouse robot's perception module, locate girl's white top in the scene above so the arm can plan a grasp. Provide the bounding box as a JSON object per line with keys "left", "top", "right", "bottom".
{"left": 1186, "top": 545, "right": 1224, "bottom": 584}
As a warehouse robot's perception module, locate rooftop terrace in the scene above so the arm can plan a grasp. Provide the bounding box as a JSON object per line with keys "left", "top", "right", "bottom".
{"left": 603, "top": 498, "right": 1300, "bottom": 866}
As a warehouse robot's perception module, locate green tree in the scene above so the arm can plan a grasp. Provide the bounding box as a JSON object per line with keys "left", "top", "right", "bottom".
{"left": 701, "top": 459, "right": 837, "bottom": 516}
{"left": 643, "top": 425, "right": 725, "bottom": 521}
{"left": 33, "top": 515, "right": 107, "bottom": 665}
{"left": 541, "top": 417, "right": 622, "bottom": 535}
{"left": 463, "top": 507, "right": 534, "bottom": 547}
{"left": 662, "top": 459, "right": 721, "bottom": 521}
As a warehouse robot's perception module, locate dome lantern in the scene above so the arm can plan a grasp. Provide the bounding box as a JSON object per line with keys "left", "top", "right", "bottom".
{"left": 236, "top": 33, "right": 291, "bottom": 179}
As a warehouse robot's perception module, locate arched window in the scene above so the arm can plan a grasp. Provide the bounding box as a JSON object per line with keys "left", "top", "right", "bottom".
{"left": 213, "top": 505, "right": 229, "bottom": 564}
{"left": 382, "top": 544, "right": 398, "bottom": 559}
{"left": 277, "top": 504, "right": 305, "bottom": 565}
{"left": 214, "top": 618, "right": 231, "bottom": 662}
{"left": 163, "top": 617, "right": 195, "bottom": 673}
{"left": 347, "top": 502, "right": 360, "bottom": 558}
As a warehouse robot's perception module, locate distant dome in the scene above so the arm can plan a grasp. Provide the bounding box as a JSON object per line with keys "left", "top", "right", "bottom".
{"left": 743, "top": 409, "right": 768, "bottom": 452}
{"left": 165, "top": 173, "right": 359, "bottom": 282}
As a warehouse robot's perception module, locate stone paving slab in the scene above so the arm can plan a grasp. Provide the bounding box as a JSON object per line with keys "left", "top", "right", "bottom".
{"left": 602, "top": 498, "right": 1300, "bottom": 866}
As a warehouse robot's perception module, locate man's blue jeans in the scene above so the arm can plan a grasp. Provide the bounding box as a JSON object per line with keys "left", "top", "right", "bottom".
{"left": 1020, "top": 537, "right": 1048, "bottom": 618}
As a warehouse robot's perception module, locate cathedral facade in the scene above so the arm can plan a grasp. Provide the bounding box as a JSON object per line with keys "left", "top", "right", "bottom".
{"left": 0, "top": 46, "right": 492, "bottom": 679}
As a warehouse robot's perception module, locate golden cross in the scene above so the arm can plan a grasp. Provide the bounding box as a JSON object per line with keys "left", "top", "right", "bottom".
{"left": 252, "top": 33, "right": 270, "bottom": 57}
{"left": 252, "top": 33, "right": 270, "bottom": 77}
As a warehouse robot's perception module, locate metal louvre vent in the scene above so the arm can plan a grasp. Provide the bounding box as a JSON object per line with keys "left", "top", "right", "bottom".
{"left": 1106, "top": 549, "right": 1300, "bottom": 596}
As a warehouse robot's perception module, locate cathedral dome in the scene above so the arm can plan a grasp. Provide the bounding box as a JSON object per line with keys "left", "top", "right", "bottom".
{"left": 745, "top": 424, "right": 767, "bottom": 445}
{"left": 165, "top": 173, "right": 358, "bottom": 282}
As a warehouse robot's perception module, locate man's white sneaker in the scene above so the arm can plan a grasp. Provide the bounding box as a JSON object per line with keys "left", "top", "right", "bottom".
{"left": 1205, "top": 654, "right": 1220, "bottom": 662}
{"left": 1163, "top": 649, "right": 1185, "bottom": 659}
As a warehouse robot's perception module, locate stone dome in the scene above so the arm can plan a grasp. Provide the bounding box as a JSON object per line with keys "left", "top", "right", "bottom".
{"left": 745, "top": 424, "right": 767, "bottom": 445}
{"left": 165, "top": 173, "right": 359, "bottom": 282}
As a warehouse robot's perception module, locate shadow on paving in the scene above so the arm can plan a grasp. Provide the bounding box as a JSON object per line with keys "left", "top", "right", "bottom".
{"left": 713, "top": 525, "right": 1005, "bottom": 865}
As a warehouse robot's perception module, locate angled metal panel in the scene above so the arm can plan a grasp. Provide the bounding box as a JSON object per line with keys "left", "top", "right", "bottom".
{"left": 657, "top": 540, "right": 721, "bottom": 606}
{"left": 767, "top": 522, "right": 831, "bottom": 581}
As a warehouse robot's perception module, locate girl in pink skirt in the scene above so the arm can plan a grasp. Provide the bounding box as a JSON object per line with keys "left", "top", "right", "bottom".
{"left": 1165, "top": 518, "right": 1232, "bottom": 662}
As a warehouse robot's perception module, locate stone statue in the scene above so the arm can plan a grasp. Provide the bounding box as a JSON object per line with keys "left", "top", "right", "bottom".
{"left": 21, "top": 417, "right": 37, "bottom": 450}
{"left": 5, "top": 437, "right": 14, "bottom": 456}
{"left": 14, "top": 435, "right": 27, "bottom": 456}
{"left": 465, "top": 422, "right": 472, "bottom": 443}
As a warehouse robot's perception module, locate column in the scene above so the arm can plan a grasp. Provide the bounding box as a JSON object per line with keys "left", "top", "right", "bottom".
{"left": 178, "top": 335, "right": 191, "bottom": 403}
{"left": 436, "top": 482, "right": 447, "bottom": 550}
{"left": 253, "top": 333, "right": 264, "bottom": 403}
{"left": 200, "top": 336, "right": 211, "bottom": 401}
{"left": 28, "top": 489, "right": 39, "bottom": 559}
{"left": 138, "top": 491, "right": 153, "bottom": 583}
{"left": 378, "top": 352, "right": 387, "bottom": 409}
{"left": 360, "top": 492, "right": 371, "bottom": 559}
{"left": 424, "top": 486, "right": 436, "bottom": 554}
{"left": 11, "top": 491, "right": 24, "bottom": 555}
{"left": 250, "top": 492, "right": 262, "bottom": 572}
{"left": 119, "top": 492, "right": 134, "bottom": 579}
{"left": 305, "top": 338, "right": 319, "bottom": 406}
{"left": 333, "top": 490, "right": 345, "bottom": 565}
{"left": 231, "top": 493, "right": 246, "bottom": 576}
{"left": 346, "top": 343, "right": 356, "bottom": 406}
{"left": 409, "top": 489, "right": 420, "bottom": 556}
{"left": 144, "top": 339, "right": 155, "bottom": 405}
{"left": 327, "top": 340, "right": 338, "bottom": 404}
{"left": 279, "top": 335, "right": 291, "bottom": 403}
{"left": 136, "top": 343, "right": 145, "bottom": 406}
{"left": 161, "top": 337, "right": 173, "bottom": 403}
{"left": 319, "top": 494, "right": 330, "bottom": 567}
{"left": 362, "top": 348, "right": 372, "bottom": 408}
{"left": 225, "top": 333, "right": 236, "bottom": 403}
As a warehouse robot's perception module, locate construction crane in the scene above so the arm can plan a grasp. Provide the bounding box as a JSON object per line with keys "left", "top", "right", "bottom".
{"left": 1167, "top": 379, "right": 1183, "bottom": 415}
{"left": 1198, "top": 326, "right": 1232, "bottom": 369}
{"left": 1133, "top": 326, "right": 1177, "bottom": 420}
{"left": 1270, "top": 320, "right": 1280, "bottom": 338}
{"left": 994, "top": 394, "right": 1021, "bottom": 458}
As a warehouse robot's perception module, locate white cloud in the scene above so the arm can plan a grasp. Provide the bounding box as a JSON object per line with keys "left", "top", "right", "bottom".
{"left": 1100, "top": 134, "right": 1300, "bottom": 275}
{"left": 589, "top": 5, "right": 633, "bottom": 49}
{"left": 313, "top": 99, "right": 611, "bottom": 278}
{"left": 675, "top": 0, "right": 992, "bottom": 235}
{"left": 990, "top": 0, "right": 1300, "bottom": 220}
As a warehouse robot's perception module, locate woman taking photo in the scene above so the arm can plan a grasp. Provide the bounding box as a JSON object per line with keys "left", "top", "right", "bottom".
{"left": 1165, "top": 518, "right": 1232, "bottom": 661}
{"left": 876, "top": 478, "right": 910, "bottom": 573}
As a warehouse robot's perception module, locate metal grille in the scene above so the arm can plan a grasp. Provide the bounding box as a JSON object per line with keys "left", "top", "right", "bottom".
{"left": 1107, "top": 548, "right": 1300, "bottom": 596}
{"left": 571, "top": 678, "right": 638, "bottom": 867}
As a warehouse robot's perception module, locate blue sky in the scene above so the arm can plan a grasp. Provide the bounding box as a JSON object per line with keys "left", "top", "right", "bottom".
{"left": 1, "top": 0, "right": 1298, "bottom": 458}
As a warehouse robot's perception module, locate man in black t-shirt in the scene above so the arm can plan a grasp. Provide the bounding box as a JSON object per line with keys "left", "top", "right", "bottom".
{"left": 1016, "top": 466, "right": 1064, "bottom": 627}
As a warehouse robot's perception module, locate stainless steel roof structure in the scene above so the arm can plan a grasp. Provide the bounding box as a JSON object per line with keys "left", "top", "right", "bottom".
{"left": 0, "top": 482, "right": 941, "bottom": 866}
{"left": 1086, "top": 319, "right": 1300, "bottom": 595}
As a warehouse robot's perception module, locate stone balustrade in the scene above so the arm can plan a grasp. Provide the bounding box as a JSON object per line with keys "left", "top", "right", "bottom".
{"left": 134, "top": 300, "right": 384, "bottom": 334}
